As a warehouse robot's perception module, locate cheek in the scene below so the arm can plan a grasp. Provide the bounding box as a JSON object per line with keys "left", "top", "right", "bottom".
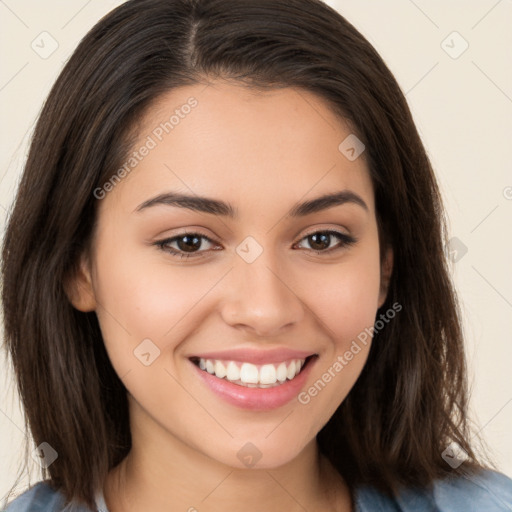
{"left": 92, "top": 248, "right": 213, "bottom": 351}
{"left": 294, "top": 242, "right": 381, "bottom": 413}
{"left": 92, "top": 215, "right": 381, "bottom": 352}
{"left": 90, "top": 245, "right": 214, "bottom": 416}
{"left": 305, "top": 247, "right": 382, "bottom": 350}
{"left": 93, "top": 226, "right": 382, "bottom": 357}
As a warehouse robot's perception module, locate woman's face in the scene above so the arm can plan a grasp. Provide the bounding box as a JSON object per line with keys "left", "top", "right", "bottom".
{"left": 70, "top": 81, "right": 392, "bottom": 470}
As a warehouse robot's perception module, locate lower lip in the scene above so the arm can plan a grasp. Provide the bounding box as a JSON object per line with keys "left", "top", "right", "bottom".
{"left": 191, "top": 356, "right": 317, "bottom": 411}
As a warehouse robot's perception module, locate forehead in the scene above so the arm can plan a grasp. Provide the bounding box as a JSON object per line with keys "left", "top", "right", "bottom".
{"left": 100, "top": 80, "right": 374, "bottom": 218}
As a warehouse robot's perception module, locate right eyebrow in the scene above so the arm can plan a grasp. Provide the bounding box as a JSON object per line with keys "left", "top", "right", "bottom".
{"left": 133, "top": 189, "right": 369, "bottom": 218}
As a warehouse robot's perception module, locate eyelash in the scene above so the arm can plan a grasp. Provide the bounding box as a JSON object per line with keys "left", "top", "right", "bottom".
{"left": 154, "top": 229, "right": 357, "bottom": 260}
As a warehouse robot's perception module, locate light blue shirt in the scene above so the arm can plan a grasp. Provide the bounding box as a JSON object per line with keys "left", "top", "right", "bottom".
{"left": 3, "top": 469, "right": 512, "bottom": 511}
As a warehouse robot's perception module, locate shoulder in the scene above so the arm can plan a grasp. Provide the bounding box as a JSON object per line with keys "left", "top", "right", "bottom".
{"left": 3, "top": 481, "right": 94, "bottom": 512}
{"left": 3, "top": 482, "right": 65, "bottom": 511}
{"left": 429, "top": 470, "right": 512, "bottom": 511}
{"left": 355, "top": 469, "right": 512, "bottom": 512}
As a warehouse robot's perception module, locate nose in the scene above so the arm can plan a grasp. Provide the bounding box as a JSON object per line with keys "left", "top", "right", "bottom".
{"left": 219, "top": 250, "right": 305, "bottom": 338}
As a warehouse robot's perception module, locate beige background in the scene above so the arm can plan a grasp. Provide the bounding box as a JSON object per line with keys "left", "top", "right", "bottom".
{"left": 1, "top": 0, "right": 511, "bottom": 501}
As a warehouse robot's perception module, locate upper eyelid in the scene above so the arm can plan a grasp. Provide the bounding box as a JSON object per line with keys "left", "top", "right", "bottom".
{"left": 157, "top": 222, "right": 353, "bottom": 241}
{"left": 158, "top": 227, "right": 352, "bottom": 243}
{"left": 299, "top": 226, "right": 351, "bottom": 239}
{"left": 157, "top": 228, "right": 355, "bottom": 253}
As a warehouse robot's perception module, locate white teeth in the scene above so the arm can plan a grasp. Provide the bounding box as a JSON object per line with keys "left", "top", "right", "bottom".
{"left": 226, "top": 361, "right": 240, "bottom": 381}
{"left": 195, "top": 357, "right": 307, "bottom": 387}
{"left": 205, "top": 360, "right": 215, "bottom": 374}
{"left": 276, "top": 362, "right": 287, "bottom": 382}
{"left": 259, "top": 364, "right": 277, "bottom": 385}
{"left": 240, "top": 363, "right": 259, "bottom": 384}
{"left": 286, "top": 360, "right": 296, "bottom": 380}
{"left": 214, "top": 360, "right": 226, "bottom": 379}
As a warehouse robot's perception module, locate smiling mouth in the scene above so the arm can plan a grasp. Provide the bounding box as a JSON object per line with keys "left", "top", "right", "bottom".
{"left": 189, "top": 355, "right": 317, "bottom": 388}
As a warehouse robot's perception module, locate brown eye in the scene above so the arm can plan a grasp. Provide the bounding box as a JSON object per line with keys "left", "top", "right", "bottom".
{"left": 156, "top": 233, "right": 218, "bottom": 259}
{"left": 295, "top": 230, "right": 357, "bottom": 254}
{"left": 174, "top": 234, "right": 203, "bottom": 253}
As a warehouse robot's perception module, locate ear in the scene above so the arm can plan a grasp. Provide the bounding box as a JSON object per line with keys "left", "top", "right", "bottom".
{"left": 378, "top": 246, "right": 393, "bottom": 309}
{"left": 63, "top": 254, "right": 97, "bottom": 312}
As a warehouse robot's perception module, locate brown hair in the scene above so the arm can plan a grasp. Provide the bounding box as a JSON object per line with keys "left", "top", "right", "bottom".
{"left": 1, "top": 0, "right": 488, "bottom": 509}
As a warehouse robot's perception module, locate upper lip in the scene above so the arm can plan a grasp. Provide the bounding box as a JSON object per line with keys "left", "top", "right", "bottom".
{"left": 189, "top": 348, "right": 317, "bottom": 365}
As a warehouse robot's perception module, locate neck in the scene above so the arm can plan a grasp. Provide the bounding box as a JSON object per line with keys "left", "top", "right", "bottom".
{"left": 103, "top": 402, "right": 351, "bottom": 511}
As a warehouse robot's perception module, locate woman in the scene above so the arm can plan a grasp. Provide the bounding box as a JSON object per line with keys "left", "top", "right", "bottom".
{"left": 2, "top": 0, "right": 511, "bottom": 510}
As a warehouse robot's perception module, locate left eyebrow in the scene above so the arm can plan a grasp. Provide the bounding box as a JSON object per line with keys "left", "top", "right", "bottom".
{"left": 133, "top": 190, "right": 369, "bottom": 218}
{"left": 289, "top": 190, "right": 369, "bottom": 216}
